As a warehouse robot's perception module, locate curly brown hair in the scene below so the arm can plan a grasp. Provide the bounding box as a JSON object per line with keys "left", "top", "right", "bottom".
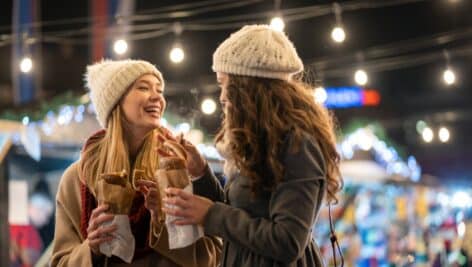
{"left": 215, "top": 75, "right": 343, "bottom": 203}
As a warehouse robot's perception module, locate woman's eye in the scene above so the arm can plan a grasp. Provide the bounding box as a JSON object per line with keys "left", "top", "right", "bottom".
{"left": 138, "top": 87, "right": 148, "bottom": 90}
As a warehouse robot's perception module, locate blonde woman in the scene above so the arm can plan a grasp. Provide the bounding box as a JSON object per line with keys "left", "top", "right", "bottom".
{"left": 51, "top": 59, "right": 222, "bottom": 266}
{"left": 163, "top": 25, "right": 343, "bottom": 266}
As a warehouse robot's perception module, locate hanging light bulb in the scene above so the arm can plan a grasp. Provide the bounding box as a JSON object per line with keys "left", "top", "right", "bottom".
{"left": 438, "top": 127, "right": 450, "bottom": 143}
{"left": 170, "top": 45, "right": 185, "bottom": 64}
{"left": 331, "top": 3, "right": 345, "bottom": 43}
{"left": 331, "top": 26, "right": 346, "bottom": 43}
{"left": 354, "top": 69, "right": 368, "bottom": 85}
{"left": 20, "top": 57, "right": 33, "bottom": 73}
{"left": 443, "top": 68, "right": 456, "bottom": 85}
{"left": 416, "top": 120, "right": 427, "bottom": 134}
{"left": 201, "top": 98, "right": 217, "bottom": 115}
{"left": 270, "top": 16, "right": 285, "bottom": 32}
{"left": 422, "top": 127, "right": 434, "bottom": 143}
{"left": 113, "top": 39, "right": 128, "bottom": 55}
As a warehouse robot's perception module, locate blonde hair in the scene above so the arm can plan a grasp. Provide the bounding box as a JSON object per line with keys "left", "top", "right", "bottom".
{"left": 215, "top": 75, "right": 343, "bottom": 203}
{"left": 79, "top": 107, "right": 160, "bottom": 195}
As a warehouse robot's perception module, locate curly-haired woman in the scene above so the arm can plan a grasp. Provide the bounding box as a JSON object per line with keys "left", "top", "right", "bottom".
{"left": 163, "top": 25, "right": 343, "bottom": 267}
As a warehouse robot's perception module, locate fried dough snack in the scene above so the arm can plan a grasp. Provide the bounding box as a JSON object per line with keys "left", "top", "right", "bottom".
{"left": 96, "top": 170, "right": 135, "bottom": 214}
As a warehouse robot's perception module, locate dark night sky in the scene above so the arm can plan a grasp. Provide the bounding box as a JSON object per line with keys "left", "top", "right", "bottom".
{"left": 0, "top": 0, "right": 471, "bottom": 183}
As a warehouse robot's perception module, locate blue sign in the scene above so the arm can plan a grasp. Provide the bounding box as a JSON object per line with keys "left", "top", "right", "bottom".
{"left": 325, "top": 86, "right": 363, "bottom": 108}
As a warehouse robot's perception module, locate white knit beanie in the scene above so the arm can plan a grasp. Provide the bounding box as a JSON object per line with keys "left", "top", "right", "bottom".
{"left": 85, "top": 59, "right": 164, "bottom": 128}
{"left": 212, "top": 24, "right": 303, "bottom": 80}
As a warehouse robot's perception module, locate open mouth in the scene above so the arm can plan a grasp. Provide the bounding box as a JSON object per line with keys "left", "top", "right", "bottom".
{"left": 144, "top": 107, "right": 161, "bottom": 117}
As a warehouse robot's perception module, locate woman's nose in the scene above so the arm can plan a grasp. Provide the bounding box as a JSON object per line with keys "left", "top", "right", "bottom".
{"left": 150, "top": 88, "right": 161, "bottom": 100}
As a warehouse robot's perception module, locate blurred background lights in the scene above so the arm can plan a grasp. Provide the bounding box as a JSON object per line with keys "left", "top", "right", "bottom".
{"left": 422, "top": 127, "right": 434, "bottom": 143}
{"left": 443, "top": 69, "right": 456, "bottom": 85}
{"left": 170, "top": 46, "right": 185, "bottom": 63}
{"left": 416, "top": 120, "right": 427, "bottom": 134}
{"left": 201, "top": 98, "right": 217, "bottom": 115}
{"left": 438, "top": 127, "right": 450, "bottom": 143}
{"left": 113, "top": 39, "right": 128, "bottom": 55}
{"left": 458, "top": 222, "right": 466, "bottom": 238}
{"left": 331, "top": 26, "right": 346, "bottom": 43}
{"left": 22, "top": 116, "right": 30, "bottom": 125}
{"left": 314, "top": 87, "right": 328, "bottom": 104}
{"left": 451, "top": 191, "right": 472, "bottom": 208}
{"left": 176, "top": 122, "right": 190, "bottom": 134}
{"left": 354, "top": 69, "right": 368, "bottom": 85}
{"left": 20, "top": 57, "right": 33, "bottom": 73}
{"left": 270, "top": 16, "right": 285, "bottom": 32}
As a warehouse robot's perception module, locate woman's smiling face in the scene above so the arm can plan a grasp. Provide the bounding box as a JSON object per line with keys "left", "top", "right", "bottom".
{"left": 120, "top": 73, "right": 166, "bottom": 133}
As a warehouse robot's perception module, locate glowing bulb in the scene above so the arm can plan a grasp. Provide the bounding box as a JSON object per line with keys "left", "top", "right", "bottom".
{"left": 354, "top": 69, "right": 368, "bottom": 85}
{"left": 443, "top": 69, "right": 455, "bottom": 85}
{"left": 22, "top": 116, "right": 30, "bottom": 125}
{"left": 170, "top": 46, "right": 184, "bottom": 63}
{"left": 20, "top": 57, "right": 33, "bottom": 73}
{"left": 438, "top": 127, "right": 450, "bottom": 143}
{"left": 331, "top": 26, "right": 346, "bottom": 43}
{"left": 314, "top": 87, "right": 327, "bottom": 104}
{"left": 416, "top": 120, "right": 427, "bottom": 134}
{"left": 201, "top": 98, "right": 217, "bottom": 115}
{"left": 270, "top": 16, "right": 285, "bottom": 32}
{"left": 113, "top": 39, "right": 128, "bottom": 55}
{"left": 422, "top": 127, "right": 433, "bottom": 143}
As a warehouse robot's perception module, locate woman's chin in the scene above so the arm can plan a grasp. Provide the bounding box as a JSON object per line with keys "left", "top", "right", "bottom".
{"left": 148, "top": 120, "right": 162, "bottom": 129}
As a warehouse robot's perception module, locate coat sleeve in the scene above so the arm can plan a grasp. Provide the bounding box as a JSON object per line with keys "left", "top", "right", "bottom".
{"left": 50, "top": 163, "right": 98, "bottom": 267}
{"left": 203, "top": 136, "right": 326, "bottom": 263}
{"left": 192, "top": 164, "right": 225, "bottom": 202}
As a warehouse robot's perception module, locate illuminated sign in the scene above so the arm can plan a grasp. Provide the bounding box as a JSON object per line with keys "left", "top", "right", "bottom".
{"left": 324, "top": 86, "right": 380, "bottom": 108}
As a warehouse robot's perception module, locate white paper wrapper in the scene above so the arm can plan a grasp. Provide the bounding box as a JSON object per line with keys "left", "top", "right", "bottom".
{"left": 165, "top": 182, "right": 204, "bottom": 249}
{"left": 99, "top": 215, "right": 135, "bottom": 263}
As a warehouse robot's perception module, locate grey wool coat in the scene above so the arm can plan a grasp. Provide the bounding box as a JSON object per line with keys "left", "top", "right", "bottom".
{"left": 195, "top": 134, "right": 327, "bottom": 267}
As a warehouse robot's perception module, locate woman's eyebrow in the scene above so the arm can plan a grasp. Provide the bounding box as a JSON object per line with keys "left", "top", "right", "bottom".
{"left": 136, "top": 80, "right": 161, "bottom": 86}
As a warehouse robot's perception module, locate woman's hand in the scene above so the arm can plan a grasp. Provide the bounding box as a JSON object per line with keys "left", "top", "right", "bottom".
{"left": 87, "top": 204, "right": 116, "bottom": 255}
{"left": 135, "top": 180, "right": 161, "bottom": 222}
{"left": 157, "top": 131, "right": 207, "bottom": 177}
{"left": 162, "top": 187, "right": 213, "bottom": 225}
{"left": 178, "top": 137, "right": 207, "bottom": 179}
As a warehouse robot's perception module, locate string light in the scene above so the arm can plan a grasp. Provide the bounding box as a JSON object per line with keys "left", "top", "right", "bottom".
{"left": 331, "top": 2, "right": 346, "bottom": 43}
{"left": 422, "top": 127, "right": 433, "bottom": 143}
{"left": 443, "top": 68, "right": 456, "bottom": 85}
{"left": 170, "top": 23, "right": 184, "bottom": 64}
{"left": 270, "top": 16, "right": 285, "bottom": 32}
{"left": 354, "top": 69, "right": 368, "bottom": 85}
{"left": 331, "top": 26, "right": 345, "bottom": 43}
{"left": 113, "top": 39, "right": 128, "bottom": 55}
{"left": 169, "top": 45, "right": 184, "bottom": 63}
{"left": 416, "top": 120, "right": 427, "bottom": 134}
{"left": 201, "top": 98, "right": 217, "bottom": 115}
{"left": 442, "top": 50, "right": 456, "bottom": 86}
{"left": 20, "top": 57, "right": 33, "bottom": 73}
{"left": 438, "top": 127, "right": 450, "bottom": 143}
{"left": 270, "top": 0, "right": 284, "bottom": 32}
{"left": 2, "top": 1, "right": 467, "bottom": 111}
